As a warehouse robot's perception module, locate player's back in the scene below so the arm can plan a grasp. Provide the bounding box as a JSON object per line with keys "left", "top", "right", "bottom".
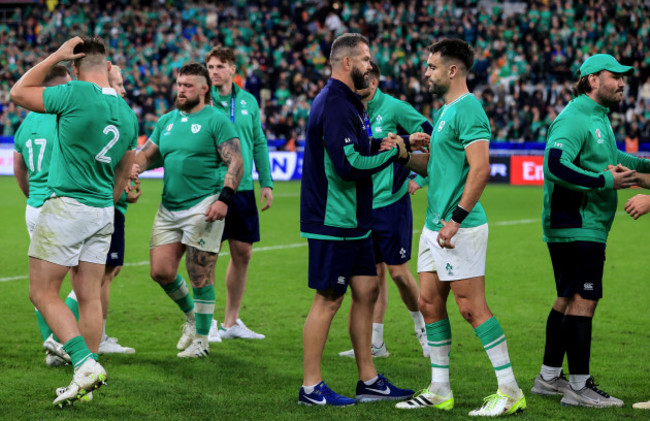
{"left": 44, "top": 81, "right": 138, "bottom": 207}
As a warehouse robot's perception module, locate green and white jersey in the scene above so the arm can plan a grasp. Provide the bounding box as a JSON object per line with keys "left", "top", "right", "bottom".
{"left": 13, "top": 111, "right": 57, "bottom": 208}
{"left": 211, "top": 84, "right": 273, "bottom": 191}
{"left": 366, "top": 89, "right": 431, "bottom": 208}
{"left": 426, "top": 93, "right": 490, "bottom": 231}
{"left": 151, "top": 106, "right": 238, "bottom": 211}
{"left": 542, "top": 94, "right": 650, "bottom": 243}
{"left": 43, "top": 81, "right": 138, "bottom": 208}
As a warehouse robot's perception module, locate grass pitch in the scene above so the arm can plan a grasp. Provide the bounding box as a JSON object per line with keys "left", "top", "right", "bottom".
{"left": 0, "top": 177, "right": 648, "bottom": 420}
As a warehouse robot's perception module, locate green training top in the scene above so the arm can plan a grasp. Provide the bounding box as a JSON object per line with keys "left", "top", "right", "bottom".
{"left": 542, "top": 94, "right": 650, "bottom": 243}
{"left": 211, "top": 84, "right": 273, "bottom": 191}
{"left": 43, "top": 81, "right": 138, "bottom": 208}
{"left": 151, "top": 106, "right": 238, "bottom": 211}
{"left": 426, "top": 93, "right": 490, "bottom": 231}
{"left": 13, "top": 111, "right": 56, "bottom": 208}
{"left": 367, "top": 89, "right": 430, "bottom": 208}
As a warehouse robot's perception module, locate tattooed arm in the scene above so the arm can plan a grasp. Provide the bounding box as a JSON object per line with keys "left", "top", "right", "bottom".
{"left": 205, "top": 137, "right": 244, "bottom": 222}
{"left": 132, "top": 140, "right": 163, "bottom": 178}
{"left": 217, "top": 137, "right": 244, "bottom": 191}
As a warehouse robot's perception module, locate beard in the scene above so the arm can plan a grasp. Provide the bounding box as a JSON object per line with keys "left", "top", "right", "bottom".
{"left": 428, "top": 80, "right": 448, "bottom": 97}
{"left": 597, "top": 88, "right": 624, "bottom": 107}
{"left": 351, "top": 66, "right": 369, "bottom": 90}
{"left": 175, "top": 95, "right": 200, "bottom": 112}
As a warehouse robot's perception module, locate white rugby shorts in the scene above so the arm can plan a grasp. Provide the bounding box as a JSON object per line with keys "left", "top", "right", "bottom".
{"left": 150, "top": 194, "right": 224, "bottom": 253}
{"left": 417, "top": 223, "right": 488, "bottom": 281}
{"left": 28, "top": 197, "right": 114, "bottom": 266}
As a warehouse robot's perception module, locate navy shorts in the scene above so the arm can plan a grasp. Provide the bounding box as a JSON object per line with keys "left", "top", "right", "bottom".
{"left": 222, "top": 190, "right": 260, "bottom": 244}
{"left": 372, "top": 195, "right": 412, "bottom": 265}
{"left": 106, "top": 209, "right": 125, "bottom": 267}
{"left": 308, "top": 236, "right": 377, "bottom": 294}
{"left": 547, "top": 241, "right": 605, "bottom": 300}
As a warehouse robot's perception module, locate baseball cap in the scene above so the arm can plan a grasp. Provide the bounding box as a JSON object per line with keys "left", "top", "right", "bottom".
{"left": 579, "top": 54, "right": 634, "bottom": 76}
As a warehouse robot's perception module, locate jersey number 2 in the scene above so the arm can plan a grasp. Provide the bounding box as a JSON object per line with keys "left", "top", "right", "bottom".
{"left": 95, "top": 125, "right": 120, "bottom": 163}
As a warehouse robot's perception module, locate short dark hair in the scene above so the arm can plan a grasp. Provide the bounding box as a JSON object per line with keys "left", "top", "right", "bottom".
{"left": 427, "top": 38, "right": 474, "bottom": 72}
{"left": 205, "top": 46, "right": 236, "bottom": 65}
{"left": 72, "top": 36, "right": 106, "bottom": 69}
{"left": 573, "top": 71, "right": 600, "bottom": 96}
{"left": 368, "top": 61, "right": 380, "bottom": 81}
{"left": 43, "top": 65, "right": 70, "bottom": 86}
{"left": 179, "top": 62, "right": 211, "bottom": 103}
{"left": 330, "top": 33, "right": 369, "bottom": 63}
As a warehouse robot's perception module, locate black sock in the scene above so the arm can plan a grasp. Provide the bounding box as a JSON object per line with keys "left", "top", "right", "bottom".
{"left": 542, "top": 308, "right": 565, "bottom": 368}
{"left": 563, "top": 315, "right": 592, "bottom": 375}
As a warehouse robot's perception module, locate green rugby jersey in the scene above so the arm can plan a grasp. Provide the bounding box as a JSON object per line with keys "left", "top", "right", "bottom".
{"left": 366, "top": 89, "right": 431, "bottom": 208}
{"left": 13, "top": 112, "right": 56, "bottom": 207}
{"left": 43, "top": 81, "right": 138, "bottom": 208}
{"left": 211, "top": 84, "right": 273, "bottom": 191}
{"left": 543, "top": 94, "right": 650, "bottom": 243}
{"left": 151, "top": 106, "right": 238, "bottom": 211}
{"left": 426, "top": 93, "right": 490, "bottom": 231}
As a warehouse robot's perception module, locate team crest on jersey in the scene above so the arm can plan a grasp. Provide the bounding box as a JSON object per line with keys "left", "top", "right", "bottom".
{"left": 438, "top": 120, "right": 446, "bottom": 132}
{"left": 595, "top": 128, "right": 603, "bottom": 144}
{"left": 164, "top": 123, "right": 174, "bottom": 135}
{"left": 240, "top": 99, "right": 247, "bottom": 107}
{"left": 376, "top": 115, "right": 383, "bottom": 123}
{"left": 191, "top": 124, "right": 202, "bottom": 134}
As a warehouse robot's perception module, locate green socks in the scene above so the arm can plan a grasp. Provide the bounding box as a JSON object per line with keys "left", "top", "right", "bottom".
{"left": 192, "top": 285, "right": 215, "bottom": 336}
{"left": 427, "top": 318, "right": 452, "bottom": 386}
{"left": 475, "top": 316, "right": 518, "bottom": 392}
{"left": 161, "top": 274, "right": 195, "bottom": 315}
{"left": 36, "top": 291, "right": 79, "bottom": 342}
{"left": 63, "top": 336, "right": 97, "bottom": 368}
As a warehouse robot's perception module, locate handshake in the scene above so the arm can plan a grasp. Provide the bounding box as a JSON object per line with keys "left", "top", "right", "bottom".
{"left": 379, "top": 132, "right": 431, "bottom": 161}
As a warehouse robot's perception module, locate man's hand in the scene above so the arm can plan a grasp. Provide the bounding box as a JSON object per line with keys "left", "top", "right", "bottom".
{"left": 408, "top": 179, "right": 421, "bottom": 195}
{"left": 409, "top": 132, "right": 430, "bottom": 152}
{"left": 625, "top": 194, "right": 650, "bottom": 220}
{"left": 131, "top": 163, "right": 142, "bottom": 180}
{"left": 260, "top": 187, "right": 273, "bottom": 211}
{"left": 436, "top": 219, "right": 460, "bottom": 249}
{"left": 54, "top": 37, "right": 86, "bottom": 62}
{"left": 386, "top": 132, "right": 408, "bottom": 158}
{"left": 205, "top": 201, "right": 228, "bottom": 222}
{"left": 609, "top": 167, "right": 636, "bottom": 189}
{"left": 126, "top": 179, "right": 141, "bottom": 203}
{"left": 379, "top": 136, "right": 397, "bottom": 152}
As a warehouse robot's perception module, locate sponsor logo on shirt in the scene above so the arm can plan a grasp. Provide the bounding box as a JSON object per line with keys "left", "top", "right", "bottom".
{"left": 181, "top": 117, "right": 188, "bottom": 122}
{"left": 337, "top": 276, "right": 346, "bottom": 285}
{"left": 241, "top": 110, "right": 249, "bottom": 115}
{"left": 374, "top": 126, "right": 383, "bottom": 133}
{"left": 164, "top": 123, "right": 174, "bottom": 136}
{"left": 344, "top": 137, "right": 352, "bottom": 144}
{"left": 191, "top": 124, "right": 202, "bottom": 134}
{"left": 221, "top": 101, "right": 228, "bottom": 107}
{"left": 438, "top": 120, "right": 446, "bottom": 132}
{"left": 584, "top": 282, "right": 594, "bottom": 291}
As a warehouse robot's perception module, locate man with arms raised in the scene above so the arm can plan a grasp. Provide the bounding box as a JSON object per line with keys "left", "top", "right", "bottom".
{"left": 205, "top": 46, "right": 273, "bottom": 341}
{"left": 299, "top": 33, "right": 413, "bottom": 406}
{"left": 133, "top": 63, "right": 243, "bottom": 358}
{"left": 11, "top": 36, "right": 138, "bottom": 406}
{"left": 395, "top": 39, "right": 525, "bottom": 416}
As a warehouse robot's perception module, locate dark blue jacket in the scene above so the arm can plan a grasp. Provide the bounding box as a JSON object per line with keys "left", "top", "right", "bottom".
{"left": 300, "top": 78, "right": 399, "bottom": 239}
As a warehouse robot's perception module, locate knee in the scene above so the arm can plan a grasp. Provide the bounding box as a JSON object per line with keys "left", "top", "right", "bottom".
{"left": 231, "top": 246, "right": 252, "bottom": 266}
{"left": 150, "top": 267, "right": 175, "bottom": 285}
{"left": 456, "top": 299, "right": 488, "bottom": 325}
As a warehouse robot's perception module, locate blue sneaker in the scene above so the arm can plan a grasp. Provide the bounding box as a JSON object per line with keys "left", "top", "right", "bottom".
{"left": 298, "top": 381, "right": 356, "bottom": 407}
{"left": 356, "top": 374, "right": 414, "bottom": 402}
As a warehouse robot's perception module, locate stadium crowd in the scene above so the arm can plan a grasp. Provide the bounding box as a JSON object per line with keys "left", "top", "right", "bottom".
{"left": 2, "top": 0, "right": 650, "bottom": 146}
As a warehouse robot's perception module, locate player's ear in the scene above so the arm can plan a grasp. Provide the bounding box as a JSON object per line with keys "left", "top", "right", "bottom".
{"left": 72, "top": 63, "right": 80, "bottom": 80}
{"left": 107, "top": 61, "right": 112, "bottom": 75}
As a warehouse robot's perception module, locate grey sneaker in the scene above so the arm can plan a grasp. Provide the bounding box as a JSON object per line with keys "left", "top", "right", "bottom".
{"left": 560, "top": 377, "right": 623, "bottom": 408}
{"left": 176, "top": 320, "right": 195, "bottom": 350}
{"left": 531, "top": 372, "right": 569, "bottom": 396}
{"left": 338, "top": 342, "right": 390, "bottom": 358}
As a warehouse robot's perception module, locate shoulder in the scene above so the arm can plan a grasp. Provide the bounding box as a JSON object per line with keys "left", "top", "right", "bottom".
{"left": 236, "top": 88, "right": 259, "bottom": 107}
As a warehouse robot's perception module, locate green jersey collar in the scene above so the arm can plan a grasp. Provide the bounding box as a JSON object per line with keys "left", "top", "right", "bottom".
{"left": 575, "top": 94, "right": 610, "bottom": 115}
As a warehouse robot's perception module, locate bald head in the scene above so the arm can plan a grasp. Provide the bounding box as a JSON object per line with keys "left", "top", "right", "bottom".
{"left": 108, "top": 65, "right": 126, "bottom": 98}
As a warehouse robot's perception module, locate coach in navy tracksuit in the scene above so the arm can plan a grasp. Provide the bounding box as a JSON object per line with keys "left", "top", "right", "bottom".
{"left": 297, "top": 33, "right": 413, "bottom": 407}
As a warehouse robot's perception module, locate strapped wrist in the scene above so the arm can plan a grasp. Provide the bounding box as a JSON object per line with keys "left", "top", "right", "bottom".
{"left": 451, "top": 205, "right": 469, "bottom": 224}
{"left": 217, "top": 186, "right": 235, "bottom": 207}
